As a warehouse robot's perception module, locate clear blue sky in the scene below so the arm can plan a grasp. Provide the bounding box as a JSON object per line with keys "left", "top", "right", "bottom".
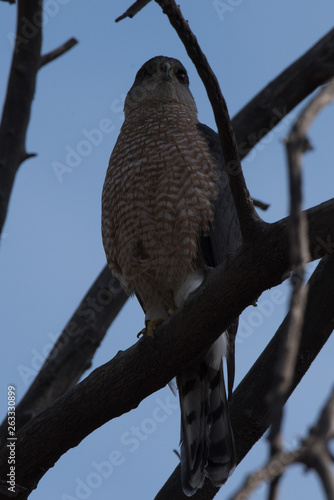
{"left": 1, "top": 1, "right": 334, "bottom": 499}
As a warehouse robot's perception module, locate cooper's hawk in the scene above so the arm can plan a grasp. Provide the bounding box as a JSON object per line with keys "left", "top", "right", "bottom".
{"left": 102, "top": 56, "right": 242, "bottom": 496}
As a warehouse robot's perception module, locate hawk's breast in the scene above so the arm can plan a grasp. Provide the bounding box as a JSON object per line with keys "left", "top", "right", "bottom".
{"left": 102, "top": 103, "right": 219, "bottom": 297}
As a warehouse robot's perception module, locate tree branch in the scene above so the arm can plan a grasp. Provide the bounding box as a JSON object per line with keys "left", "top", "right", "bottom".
{"left": 233, "top": 28, "right": 334, "bottom": 161}
{"left": 269, "top": 80, "right": 334, "bottom": 439}
{"left": 265, "top": 74, "right": 334, "bottom": 500}
{"left": 115, "top": 0, "right": 151, "bottom": 22}
{"left": 0, "top": 5, "right": 78, "bottom": 240}
{"left": 155, "top": 0, "right": 263, "bottom": 243}
{"left": 269, "top": 78, "right": 334, "bottom": 499}
{"left": 155, "top": 253, "right": 334, "bottom": 499}
{"left": 252, "top": 197, "right": 270, "bottom": 211}
{"left": 228, "top": 388, "right": 334, "bottom": 500}
{"left": 0, "top": 0, "right": 42, "bottom": 237}
{"left": 228, "top": 448, "right": 305, "bottom": 500}
{"left": 39, "top": 37, "right": 78, "bottom": 68}
{"left": 0, "top": 202, "right": 334, "bottom": 498}
{"left": 301, "top": 388, "right": 334, "bottom": 500}
{"left": 118, "top": 4, "right": 334, "bottom": 163}
{"left": 0, "top": 267, "right": 127, "bottom": 446}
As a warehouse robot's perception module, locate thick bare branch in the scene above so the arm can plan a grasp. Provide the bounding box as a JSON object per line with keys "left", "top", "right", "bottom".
{"left": 155, "top": 0, "right": 263, "bottom": 243}
{"left": 0, "top": 6, "right": 78, "bottom": 239}
{"left": 234, "top": 28, "right": 334, "bottom": 160}
{"left": 155, "top": 253, "right": 334, "bottom": 500}
{"left": 118, "top": 4, "right": 334, "bottom": 164}
{"left": 117, "top": 2, "right": 334, "bottom": 159}
{"left": 40, "top": 37, "right": 78, "bottom": 68}
{"left": 0, "top": 267, "right": 127, "bottom": 446}
{"left": 0, "top": 0, "right": 42, "bottom": 236}
{"left": 0, "top": 202, "right": 334, "bottom": 499}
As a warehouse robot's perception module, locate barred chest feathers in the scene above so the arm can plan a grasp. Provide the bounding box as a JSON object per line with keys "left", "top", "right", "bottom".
{"left": 102, "top": 102, "right": 219, "bottom": 297}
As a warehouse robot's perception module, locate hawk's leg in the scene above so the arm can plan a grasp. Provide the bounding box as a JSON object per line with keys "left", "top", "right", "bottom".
{"left": 137, "top": 318, "right": 164, "bottom": 339}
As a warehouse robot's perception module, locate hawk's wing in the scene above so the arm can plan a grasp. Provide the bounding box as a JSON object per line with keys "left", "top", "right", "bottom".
{"left": 197, "top": 122, "right": 242, "bottom": 397}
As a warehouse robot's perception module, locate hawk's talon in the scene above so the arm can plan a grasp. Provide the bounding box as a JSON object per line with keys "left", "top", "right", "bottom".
{"left": 137, "top": 329, "right": 145, "bottom": 339}
{"left": 137, "top": 319, "right": 164, "bottom": 340}
{"left": 145, "top": 318, "right": 164, "bottom": 339}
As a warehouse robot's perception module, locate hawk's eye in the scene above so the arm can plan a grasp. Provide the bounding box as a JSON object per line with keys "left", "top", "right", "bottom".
{"left": 176, "top": 69, "right": 188, "bottom": 84}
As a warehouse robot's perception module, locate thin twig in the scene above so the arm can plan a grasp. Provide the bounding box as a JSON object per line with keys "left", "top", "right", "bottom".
{"left": 154, "top": 0, "right": 263, "bottom": 243}
{"left": 301, "top": 387, "right": 334, "bottom": 500}
{"left": 229, "top": 448, "right": 305, "bottom": 500}
{"left": 267, "top": 78, "right": 334, "bottom": 500}
{"left": 252, "top": 197, "right": 270, "bottom": 211}
{"left": 40, "top": 37, "right": 78, "bottom": 68}
{"left": 115, "top": 0, "right": 151, "bottom": 22}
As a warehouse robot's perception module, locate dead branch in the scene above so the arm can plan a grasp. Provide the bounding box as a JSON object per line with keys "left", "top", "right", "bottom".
{"left": 40, "top": 37, "right": 78, "bottom": 68}
{"left": 268, "top": 76, "right": 334, "bottom": 500}
{"left": 228, "top": 388, "right": 334, "bottom": 500}
{"left": 0, "top": 0, "right": 42, "bottom": 236}
{"left": 301, "top": 388, "right": 334, "bottom": 500}
{"left": 234, "top": 28, "right": 334, "bottom": 161}
{"left": 0, "top": 3, "right": 78, "bottom": 239}
{"left": 0, "top": 268, "right": 127, "bottom": 446}
{"left": 154, "top": 0, "right": 263, "bottom": 244}
{"left": 228, "top": 448, "right": 305, "bottom": 500}
{"left": 115, "top": 0, "right": 151, "bottom": 22}
{"left": 117, "top": 5, "right": 334, "bottom": 163}
{"left": 154, "top": 254, "right": 334, "bottom": 500}
{"left": 267, "top": 77, "right": 334, "bottom": 500}
{"left": 252, "top": 198, "right": 270, "bottom": 211}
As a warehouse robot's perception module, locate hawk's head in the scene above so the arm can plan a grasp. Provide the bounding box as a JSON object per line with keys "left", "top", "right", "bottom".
{"left": 124, "top": 56, "right": 197, "bottom": 118}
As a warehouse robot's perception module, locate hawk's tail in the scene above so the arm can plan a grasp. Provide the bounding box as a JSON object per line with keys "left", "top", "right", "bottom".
{"left": 177, "top": 337, "right": 236, "bottom": 497}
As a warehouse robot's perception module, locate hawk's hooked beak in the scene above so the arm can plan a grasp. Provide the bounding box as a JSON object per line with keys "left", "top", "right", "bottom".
{"left": 160, "top": 62, "right": 173, "bottom": 82}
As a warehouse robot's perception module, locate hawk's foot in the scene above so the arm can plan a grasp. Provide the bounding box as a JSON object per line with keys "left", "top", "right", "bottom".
{"left": 137, "top": 318, "right": 164, "bottom": 339}
{"left": 146, "top": 318, "right": 164, "bottom": 338}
